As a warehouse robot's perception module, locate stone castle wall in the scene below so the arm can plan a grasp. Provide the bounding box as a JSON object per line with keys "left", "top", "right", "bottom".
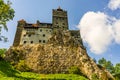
{"left": 13, "top": 26, "right": 23, "bottom": 46}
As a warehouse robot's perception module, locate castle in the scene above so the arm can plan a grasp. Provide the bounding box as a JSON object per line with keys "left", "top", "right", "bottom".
{"left": 8, "top": 7, "right": 114, "bottom": 80}
{"left": 13, "top": 7, "right": 82, "bottom": 46}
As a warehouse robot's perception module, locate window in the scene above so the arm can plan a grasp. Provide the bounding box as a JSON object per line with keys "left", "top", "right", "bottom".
{"left": 31, "top": 41, "right": 33, "bottom": 44}
{"left": 28, "top": 34, "right": 31, "bottom": 37}
{"left": 43, "top": 40, "right": 45, "bottom": 43}
{"left": 63, "top": 23, "right": 65, "bottom": 25}
{"left": 40, "top": 29, "right": 42, "bottom": 32}
{"left": 39, "top": 40, "right": 41, "bottom": 43}
{"left": 24, "top": 41, "right": 27, "bottom": 44}
{"left": 43, "top": 34, "right": 45, "bottom": 37}
{"left": 56, "top": 17, "right": 58, "bottom": 20}
{"left": 23, "top": 34, "right": 26, "bottom": 37}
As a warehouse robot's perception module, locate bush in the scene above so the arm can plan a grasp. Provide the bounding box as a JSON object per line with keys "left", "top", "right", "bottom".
{"left": 68, "top": 66, "right": 81, "bottom": 75}
{"left": 91, "top": 74, "right": 100, "bottom": 80}
{"left": 114, "top": 73, "right": 120, "bottom": 80}
{"left": 14, "top": 60, "right": 31, "bottom": 72}
{"left": 0, "top": 48, "right": 7, "bottom": 60}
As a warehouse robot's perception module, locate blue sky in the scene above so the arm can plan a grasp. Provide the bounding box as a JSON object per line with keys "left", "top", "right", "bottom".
{"left": 0, "top": 0, "right": 120, "bottom": 64}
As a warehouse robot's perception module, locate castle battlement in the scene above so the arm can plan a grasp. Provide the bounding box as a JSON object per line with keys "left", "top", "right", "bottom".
{"left": 13, "top": 7, "right": 82, "bottom": 46}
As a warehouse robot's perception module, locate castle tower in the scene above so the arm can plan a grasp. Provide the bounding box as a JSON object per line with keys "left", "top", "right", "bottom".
{"left": 13, "top": 8, "right": 83, "bottom": 46}
{"left": 13, "top": 19, "right": 26, "bottom": 46}
{"left": 52, "top": 7, "right": 68, "bottom": 31}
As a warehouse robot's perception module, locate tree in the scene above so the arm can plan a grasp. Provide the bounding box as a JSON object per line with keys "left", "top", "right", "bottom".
{"left": 0, "top": 0, "right": 14, "bottom": 42}
{"left": 98, "top": 58, "right": 120, "bottom": 79}
{"left": 98, "top": 58, "right": 114, "bottom": 74}
{"left": 0, "top": 48, "right": 7, "bottom": 60}
{"left": 113, "top": 63, "right": 120, "bottom": 80}
{"left": 114, "top": 63, "right": 120, "bottom": 74}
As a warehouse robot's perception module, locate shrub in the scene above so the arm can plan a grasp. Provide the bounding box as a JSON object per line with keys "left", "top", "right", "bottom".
{"left": 0, "top": 48, "right": 7, "bottom": 60}
{"left": 91, "top": 74, "right": 100, "bottom": 80}
{"left": 68, "top": 66, "right": 81, "bottom": 75}
{"left": 14, "top": 60, "right": 31, "bottom": 72}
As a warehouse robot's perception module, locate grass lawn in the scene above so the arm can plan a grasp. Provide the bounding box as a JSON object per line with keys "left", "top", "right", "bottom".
{"left": 0, "top": 60, "right": 88, "bottom": 80}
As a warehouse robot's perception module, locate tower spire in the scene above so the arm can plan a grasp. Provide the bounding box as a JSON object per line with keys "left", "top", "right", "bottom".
{"left": 57, "top": 6, "right": 63, "bottom": 11}
{"left": 58, "top": 6, "right": 61, "bottom": 9}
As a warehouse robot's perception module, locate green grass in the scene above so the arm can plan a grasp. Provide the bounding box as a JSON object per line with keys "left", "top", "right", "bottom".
{"left": 0, "top": 60, "right": 88, "bottom": 80}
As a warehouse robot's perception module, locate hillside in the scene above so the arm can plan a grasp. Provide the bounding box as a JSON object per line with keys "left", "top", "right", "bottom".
{"left": 5, "top": 30, "right": 114, "bottom": 80}
{"left": 0, "top": 60, "right": 88, "bottom": 80}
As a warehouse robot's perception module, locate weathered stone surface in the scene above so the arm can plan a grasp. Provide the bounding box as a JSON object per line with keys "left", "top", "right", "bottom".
{"left": 5, "top": 30, "right": 114, "bottom": 80}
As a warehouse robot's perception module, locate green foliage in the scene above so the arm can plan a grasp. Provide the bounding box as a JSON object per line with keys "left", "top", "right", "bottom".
{"left": 0, "top": 60, "right": 88, "bottom": 80}
{"left": 0, "top": 60, "right": 19, "bottom": 77}
{"left": 91, "top": 74, "right": 100, "bottom": 80}
{"left": 114, "top": 63, "right": 120, "bottom": 74}
{"left": 0, "top": 48, "right": 6, "bottom": 59}
{"left": 68, "top": 66, "right": 81, "bottom": 75}
{"left": 98, "top": 58, "right": 114, "bottom": 73}
{"left": 10, "top": 49, "right": 25, "bottom": 63}
{"left": 0, "top": 0, "right": 14, "bottom": 42}
{"left": 14, "top": 60, "right": 31, "bottom": 72}
{"left": 113, "top": 63, "right": 120, "bottom": 80}
{"left": 98, "top": 58, "right": 120, "bottom": 80}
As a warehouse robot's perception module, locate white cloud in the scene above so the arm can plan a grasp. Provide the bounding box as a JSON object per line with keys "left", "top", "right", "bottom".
{"left": 113, "top": 20, "right": 120, "bottom": 43}
{"left": 108, "top": 0, "right": 120, "bottom": 10}
{"left": 78, "top": 11, "right": 120, "bottom": 54}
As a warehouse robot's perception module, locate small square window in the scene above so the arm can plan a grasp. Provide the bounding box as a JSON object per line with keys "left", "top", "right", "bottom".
{"left": 28, "top": 34, "right": 31, "bottom": 37}
{"left": 23, "top": 34, "right": 26, "bottom": 37}
{"left": 43, "top": 34, "right": 45, "bottom": 37}
{"left": 31, "top": 41, "right": 33, "bottom": 44}
{"left": 63, "top": 23, "right": 65, "bottom": 25}
{"left": 40, "top": 29, "right": 42, "bottom": 32}
{"left": 43, "top": 40, "right": 45, "bottom": 43}
{"left": 24, "top": 41, "right": 27, "bottom": 44}
{"left": 39, "top": 40, "right": 41, "bottom": 43}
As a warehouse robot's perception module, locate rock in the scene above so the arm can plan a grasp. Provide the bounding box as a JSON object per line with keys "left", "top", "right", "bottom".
{"left": 5, "top": 30, "right": 114, "bottom": 80}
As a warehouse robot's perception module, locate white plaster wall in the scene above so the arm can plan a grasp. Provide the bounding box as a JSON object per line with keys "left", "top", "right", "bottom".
{"left": 20, "top": 28, "right": 52, "bottom": 45}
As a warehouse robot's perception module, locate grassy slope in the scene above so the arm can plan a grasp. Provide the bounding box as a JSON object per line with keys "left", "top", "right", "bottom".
{"left": 0, "top": 60, "right": 88, "bottom": 80}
